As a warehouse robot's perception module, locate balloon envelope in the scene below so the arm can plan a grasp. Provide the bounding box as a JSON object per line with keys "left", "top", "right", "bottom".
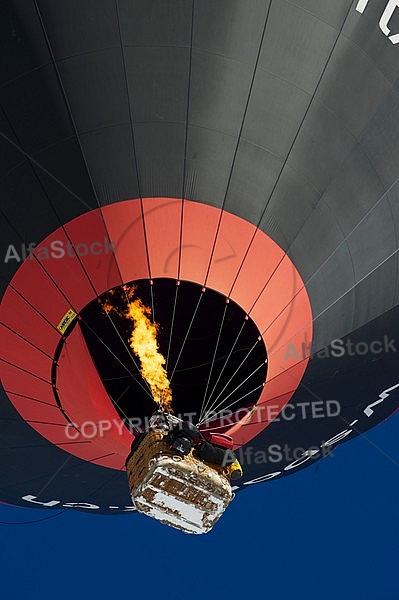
{"left": 1, "top": 0, "right": 399, "bottom": 514}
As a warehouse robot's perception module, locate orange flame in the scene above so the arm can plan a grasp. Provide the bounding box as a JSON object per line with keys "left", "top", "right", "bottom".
{"left": 103, "top": 287, "right": 173, "bottom": 412}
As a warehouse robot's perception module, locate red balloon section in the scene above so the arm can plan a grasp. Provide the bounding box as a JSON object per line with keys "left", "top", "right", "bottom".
{"left": 0, "top": 198, "right": 313, "bottom": 469}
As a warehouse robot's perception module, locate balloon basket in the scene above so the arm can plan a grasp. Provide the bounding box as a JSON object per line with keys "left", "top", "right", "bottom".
{"left": 125, "top": 429, "right": 233, "bottom": 534}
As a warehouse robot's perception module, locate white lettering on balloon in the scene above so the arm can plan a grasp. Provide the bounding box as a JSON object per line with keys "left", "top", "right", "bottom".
{"left": 21, "top": 495, "right": 136, "bottom": 511}
{"left": 363, "top": 383, "right": 399, "bottom": 417}
{"left": 243, "top": 382, "right": 399, "bottom": 487}
{"left": 21, "top": 382, "right": 399, "bottom": 500}
{"left": 356, "top": 0, "right": 399, "bottom": 44}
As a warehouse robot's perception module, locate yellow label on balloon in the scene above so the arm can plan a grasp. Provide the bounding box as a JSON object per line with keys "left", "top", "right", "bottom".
{"left": 57, "top": 309, "right": 77, "bottom": 334}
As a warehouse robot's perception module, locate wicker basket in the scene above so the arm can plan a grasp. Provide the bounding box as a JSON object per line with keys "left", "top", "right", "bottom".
{"left": 126, "top": 429, "right": 233, "bottom": 534}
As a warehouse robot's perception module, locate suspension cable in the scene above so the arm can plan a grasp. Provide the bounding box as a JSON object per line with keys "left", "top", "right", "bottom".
{"left": 199, "top": 383, "right": 264, "bottom": 426}
{"left": 166, "top": 282, "right": 180, "bottom": 370}
{"left": 201, "top": 362, "right": 265, "bottom": 424}
{"left": 150, "top": 281, "right": 155, "bottom": 324}
{"left": 169, "top": 288, "right": 205, "bottom": 382}
{"left": 203, "top": 336, "right": 261, "bottom": 418}
{"left": 102, "top": 309, "right": 152, "bottom": 394}
{"left": 203, "top": 318, "right": 247, "bottom": 411}
{"left": 79, "top": 320, "right": 152, "bottom": 399}
{"left": 198, "top": 300, "right": 229, "bottom": 423}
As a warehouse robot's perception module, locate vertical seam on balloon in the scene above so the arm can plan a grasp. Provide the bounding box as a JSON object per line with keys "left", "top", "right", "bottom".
{"left": 31, "top": 2, "right": 157, "bottom": 382}
{"left": 0, "top": 358, "right": 52, "bottom": 384}
{"left": 0, "top": 188, "right": 83, "bottom": 321}
{"left": 202, "top": 0, "right": 274, "bottom": 288}
{"left": 1, "top": 391, "right": 59, "bottom": 408}
{"left": 0, "top": 103, "right": 100, "bottom": 299}
{"left": 262, "top": 245, "right": 399, "bottom": 363}
{"left": 0, "top": 129, "right": 98, "bottom": 215}
{"left": 166, "top": 1, "right": 196, "bottom": 372}
{"left": 3, "top": 243, "right": 146, "bottom": 396}
{"left": 0, "top": 322, "right": 53, "bottom": 359}
{"left": 1, "top": 280, "right": 59, "bottom": 332}
{"left": 227, "top": 2, "right": 354, "bottom": 299}
{"left": 114, "top": 0, "right": 152, "bottom": 279}
{"left": 178, "top": 0, "right": 195, "bottom": 281}
{"left": 354, "top": 146, "right": 399, "bottom": 313}
{"left": 32, "top": 0, "right": 128, "bottom": 290}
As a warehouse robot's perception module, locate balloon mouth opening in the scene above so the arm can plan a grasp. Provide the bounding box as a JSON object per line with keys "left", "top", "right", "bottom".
{"left": 80, "top": 278, "right": 268, "bottom": 432}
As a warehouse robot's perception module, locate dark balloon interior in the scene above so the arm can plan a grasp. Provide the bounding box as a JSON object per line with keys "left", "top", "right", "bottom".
{"left": 80, "top": 279, "right": 267, "bottom": 429}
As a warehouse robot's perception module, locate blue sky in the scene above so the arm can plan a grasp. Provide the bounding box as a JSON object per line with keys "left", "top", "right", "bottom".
{"left": 1, "top": 411, "right": 398, "bottom": 600}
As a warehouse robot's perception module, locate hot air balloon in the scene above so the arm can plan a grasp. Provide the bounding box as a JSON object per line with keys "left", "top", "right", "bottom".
{"left": 1, "top": 0, "right": 399, "bottom": 518}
